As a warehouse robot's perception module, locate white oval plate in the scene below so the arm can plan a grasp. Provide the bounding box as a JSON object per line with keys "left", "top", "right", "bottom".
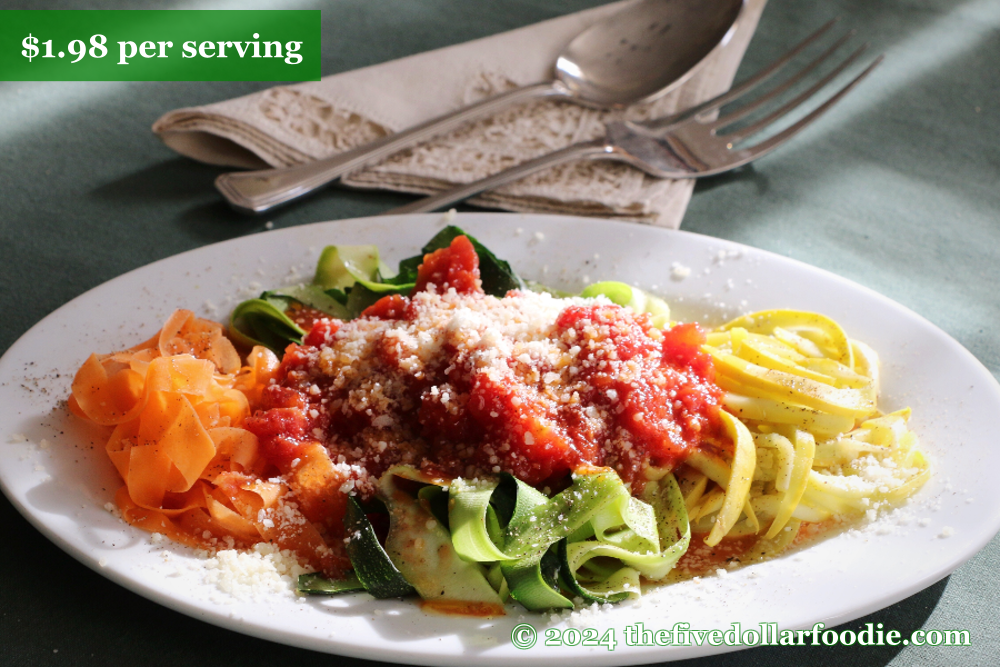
{"left": 2, "top": 213, "right": 999, "bottom": 665}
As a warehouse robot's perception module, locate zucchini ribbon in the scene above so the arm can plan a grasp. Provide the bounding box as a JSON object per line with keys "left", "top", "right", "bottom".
{"left": 299, "top": 466, "right": 691, "bottom": 612}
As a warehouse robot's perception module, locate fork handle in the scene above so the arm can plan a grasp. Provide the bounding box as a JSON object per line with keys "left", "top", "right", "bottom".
{"left": 383, "top": 139, "right": 611, "bottom": 215}
{"left": 215, "top": 82, "right": 564, "bottom": 215}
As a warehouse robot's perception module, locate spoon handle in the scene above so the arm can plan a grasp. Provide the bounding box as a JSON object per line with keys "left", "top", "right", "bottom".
{"left": 215, "top": 82, "right": 561, "bottom": 214}
{"left": 381, "top": 138, "right": 610, "bottom": 216}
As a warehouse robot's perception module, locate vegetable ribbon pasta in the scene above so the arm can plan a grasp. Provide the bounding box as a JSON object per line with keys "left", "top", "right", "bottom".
{"left": 69, "top": 310, "right": 346, "bottom": 576}
{"left": 68, "top": 231, "right": 931, "bottom": 616}
{"left": 684, "top": 310, "right": 929, "bottom": 554}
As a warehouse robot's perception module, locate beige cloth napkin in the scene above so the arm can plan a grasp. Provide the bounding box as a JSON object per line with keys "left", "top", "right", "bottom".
{"left": 153, "top": 0, "right": 766, "bottom": 227}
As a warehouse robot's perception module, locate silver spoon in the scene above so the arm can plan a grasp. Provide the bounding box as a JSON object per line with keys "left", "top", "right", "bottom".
{"left": 215, "top": 0, "right": 746, "bottom": 215}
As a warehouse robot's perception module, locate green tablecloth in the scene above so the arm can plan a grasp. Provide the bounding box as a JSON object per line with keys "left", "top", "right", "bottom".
{"left": 1, "top": 1, "right": 998, "bottom": 665}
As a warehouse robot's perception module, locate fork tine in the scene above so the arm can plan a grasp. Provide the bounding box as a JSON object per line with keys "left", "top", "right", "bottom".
{"left": 642, "top": 19, "right": 838, "bottom": 133}
{"left": 713, "top": 56, "right": 883, "bottom": 173}
{"left": 709, "top": 30, "right": 855, "bottom": 130}
{"left": 719, "top": 43, "right": 870, "bottom": 144}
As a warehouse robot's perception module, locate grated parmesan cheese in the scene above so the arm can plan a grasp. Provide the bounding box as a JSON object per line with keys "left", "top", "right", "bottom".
{"left": 201, "top": 543, "right": 309, "bottom": 601}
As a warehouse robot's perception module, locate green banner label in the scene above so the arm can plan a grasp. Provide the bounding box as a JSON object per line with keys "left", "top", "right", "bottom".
{"left": 0, "top": 10, "right": 321, "bottom": 81}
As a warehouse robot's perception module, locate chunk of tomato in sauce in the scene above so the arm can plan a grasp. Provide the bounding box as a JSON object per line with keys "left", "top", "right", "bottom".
{"left": 412, "top": 235, "right": 483, "bottom": 295}
{"left": 361, "top": 293, "right": 410, "bottom": 320}
{"left": 303, "top": 319, "right": 340, "bottom": 347}
{"left": 243, "top": 394, "right": 310, "bottom": 468}
{"left": 662, "top": 322, "right": 712, "bottom": 372}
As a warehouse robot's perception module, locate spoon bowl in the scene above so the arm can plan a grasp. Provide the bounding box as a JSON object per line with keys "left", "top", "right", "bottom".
{"left": 216, "top": 0, "right": 747, "bottom": 214}
{"left": 556, "top": 0, "right": 743, "bottom": 107}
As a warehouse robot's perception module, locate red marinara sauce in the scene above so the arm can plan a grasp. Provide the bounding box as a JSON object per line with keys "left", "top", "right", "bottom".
{"left": 245, "top": 235, "right": 723, "bottom": 495}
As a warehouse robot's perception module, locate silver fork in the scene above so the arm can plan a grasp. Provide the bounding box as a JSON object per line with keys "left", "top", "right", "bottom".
{"left": 384, "top": 24, "right": 881, "bottom": 216}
